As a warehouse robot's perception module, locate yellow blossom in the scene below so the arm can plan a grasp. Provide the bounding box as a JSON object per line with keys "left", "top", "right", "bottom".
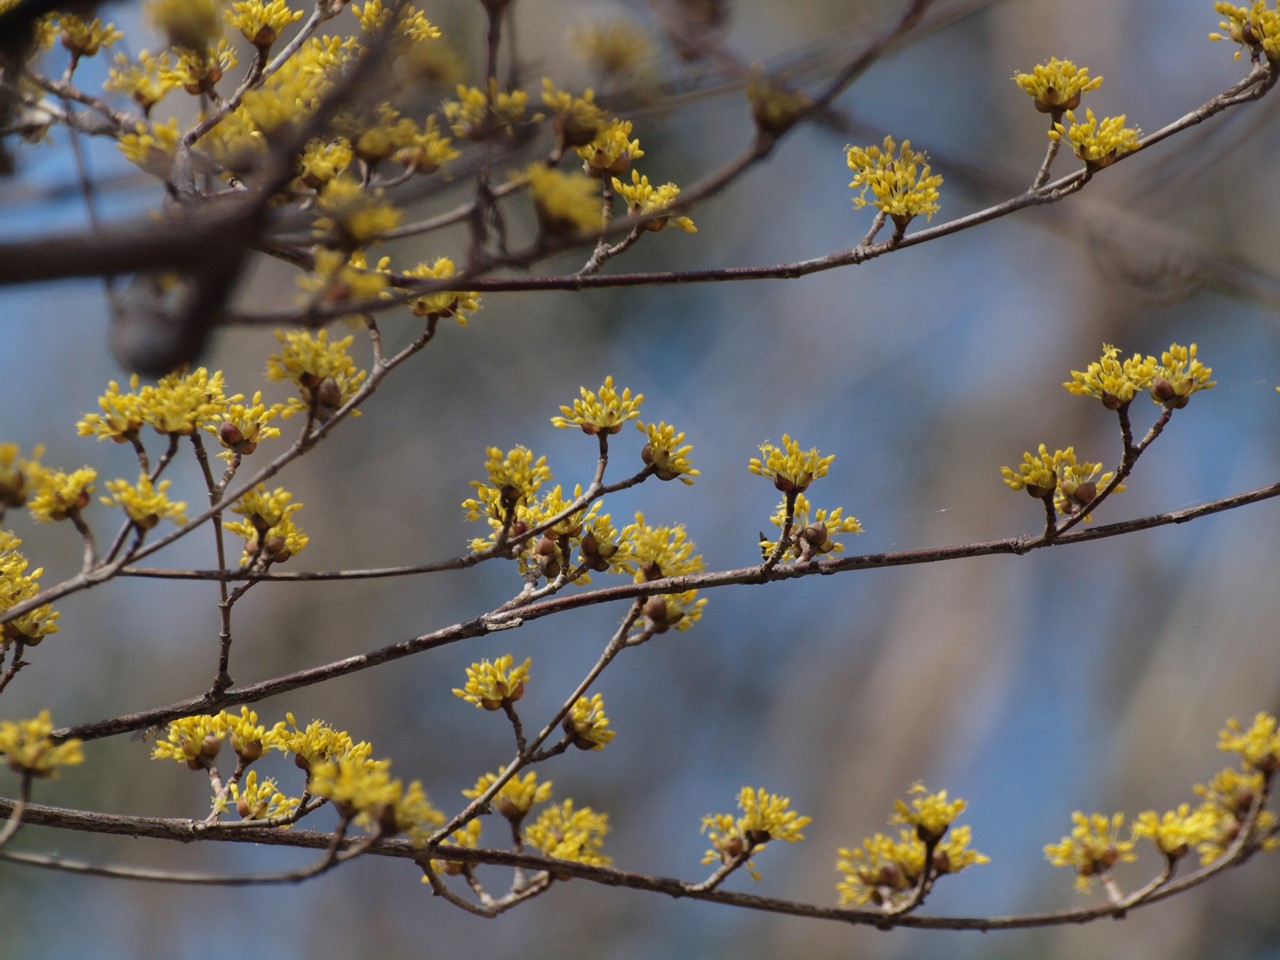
{"left": 77, "top": 375, "right": 146, "bottom": 442}
{"left": 551, "top": 376, "right": 643, "bottom": 435}
{"left": 392, "top": 116, "right": 458, "bottom": 175}
{"left": 1063, "top": 343, "right": 1156, "bottom": 408}
{"left": 749, "top": 434, "right": 834, "bottom": 495}
{"left": 295, "top": 137, "right": 353, "bottom": 189}
{"left": 846, "top": 135, "right": 942, "bottom": 228}
{"left": 1132, "top": 805, "right": 1223, "bottom": 859}
{"left": 152, "top": 713, "right": 227, "bottom": 769}
{"left": 525, "top": 164, "right": 601, "bottom": 235}
{"left": 443, "top": 80, "right": 527, "bottom": 140}
{"left": 223, "top": 484, "right": 309, "bottom": 565}
{"left": 104, "top": 50, "right": 180, "bottom": 113}
{"left": 117, "top": 116, "right": 181, "bottom": 178}
{"left": 223, "top": 769, "right": 300, "bottom": 821}
{"left": 28, "top": 466, "right": 96, "bottom": 522}
{"left": 0, "top": 531, "right": 59, "bottom": 646}
{"left": 269, "top": 712, "right": 371, "bottom": 772}
{"left": 140, "top": 366, "right": 232, "bottom": 436}
{"left": 403, "top": 257, "right": 480, "bottom": 323}
{"left": 564, "top": 693, "right": 615, "bottom": 750}
{"left": 464, "top": 770, "right": 552, "bottom": 821}
{"left": 431, "top": 819, "right": 483, "bottom": 876}
{"left": 452, "top": 654, "right": 531, "bottom": 711}
{"left": 835, "top": 830, "right": 925, "bottom": 907}
{"left": 100, "top": 474, "right": 187, "bottom": 529}
{"left": 1044, "top": 811, "right": 1137, "bottom": 892}
{"left": 266, "top": 328, "right": 368, "bottom": 420}
{"left": 1049, "top": 108, "right": 1141, "bottom": 169}
{"left": 54, "top": 12, "right": 122, "bottom": 58}
{"left": 526, "top": 799, "right": 611, "bottom": 865}
{"left": 1013, "top": 57, "right": 1103, "bottom": 115}
{"left": 351, "top": 0, "right": 439, "bottom": 44}
{"left": 205, "top": 391, "right": 285, "bottom": 458}
{"left": 1150, "top": 342, "right": 1215, "bottom": 408}
{"left": 622, "top": 511, "right": 707, "bottom": 633}
{"left": 611, "top": 169, "right": 696, "bottom": 233}
{"left": 1219, "top": 712, "right": 1280, "bottom": 772}
{"left": 1210, "top": 1, "right": 1280, "bottom": 61}
{"left": 224, "top": 0, "right": 302, "bottom": 49}
{"left": 541, "top": 79, "right": 607, "bottom": 149}
{"left": 0, "top": 711, "right": 83, "bottom": 777}
{"left": 308, "top": 753, "right": 397, "bottom": 818}
{"left": 760, "top": 492, "right": 862, "bottom": 560}
{"left": 297, "top": 249, "right": 392, "bottom": 308}
{"left": 0, "top": 444, "right": 44, "bottom": 513}
{"left": 637, "top": 420, "right": 699, "bottom": 484}
{"left": 1001, "top": 444, "right": 1121, "bottom": 520}
{"left": 161, "top": 39, "right": 238, "bottom": 96}
{"left": 702, "top": 787, "right": 811, "bottom": 880}
{"left": 462, "top": 446, "right": 551, "bottom": 523}
{"left": 577, "top": 118, "right": 643, "bottom": 178}
{"left": 313, "top": 176, "right": 401, "bottom": 247}
{"left": 891, "top": 782, "right": 966, "bottom": 843}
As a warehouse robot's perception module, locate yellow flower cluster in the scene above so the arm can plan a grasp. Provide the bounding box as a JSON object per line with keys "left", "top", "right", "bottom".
{"left": 266, "top": 328, "right": 368, "bottom": 420}
{"left": 749, "top": 434, "right": 835, "bottom": 495}
{"left": 464, "top": 770, "right": 552, "bottom": 822}
{"left": 351, "top": 0, "right": 439, "bottom": 45}
{"left": 564, "top": 693, "right": 615, "bottom": 750}
{"left": 1000, "top": 443, "right": 1120, "bottom": 519}
{"left": 224, "top": 484, "right": 309, "bottom": 566}
{"left": 100, "top": 474, "right": 187, "bottom": 529}
{"left": 224, "top": 0, "right": 302, "bottom": 50}
{"left": 1210, "top": 1, "right": 1280, "bottom": 62}
{"left": 313, "top": 176, "right": 402, "bottom": 248}
{"left": 0, "top": 710, "right": 83, "bottom": 778}
{"left": 836, "top": 784, "right": 987, "bottom": 908}
{"left": 623, "top": 511, "right": 707, "bottom": 633}
{"left": 27, "top": 466, "right": 97, "bottom": 523}
{"left": 846, "top": 135, "right": 942, "bottom": 229}
{"left": 578, "top": 118, "right": 643, "bottom": 178}
{"left": 462, "top": 446, "right": 552, "bottom": 523}
{"left": 526, "top": 164, "right": 601, "bottom": 236}
{"left": 1046, "top": 712, "right": 1280, "bottom": 891}
{"left": 542, "top": 80, "right": 607, "bottom": 149}
{"left": 452, "top": 654, "right": 531, "bottom": 711}
{"left": 1014, "top": 57, "right": 1104, "bottom": 116}
{"left": 1065, "top": 342, "right": 1215, "bottom": 409}
{"left": 53, "top": 12, "right": 123, "bottom": 59}
{"left": 702, "top": 786, "right": 811, "bottom": 880}
{"left": 444, "top": 80, "right": 528, "bottom": 140}
{"left": 403, "top": 257, "right": 480, "bottom": 323}
{"left": 77, "top": 367, "right": 240, "bottom": 440}
{"left": 1049, "top": 108, "right": 1141, "bottom": 169}
{"left": 309, "top": 753, "right": 446, "bottom": 843}
{"left": 612, "top": 170, "right": 697, "bottom": 233}
{"left": 638, "top": 421, "right": 699, "bottom": 484}
{"left": 760, "top": 492, "right": 862, "bottom": 561}
{"left": 551, "top": 376, "right": 644, "bottom": 435}
{"left": 525, "top": 799, "right": 611, "bottom": 865}
{"left": 0, "top": 530, "right": 59, "bottom": 646}
{"left": 1044, "top": 812, "right": 1139, "bottom": 892}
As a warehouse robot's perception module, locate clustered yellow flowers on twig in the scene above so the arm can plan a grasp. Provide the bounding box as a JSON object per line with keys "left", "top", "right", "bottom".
{"left": 1045, "top": 713, "right": 1280, "bottom": 904}
{"left": 1002, "top": 342, "right": 1215, "bottom": 532}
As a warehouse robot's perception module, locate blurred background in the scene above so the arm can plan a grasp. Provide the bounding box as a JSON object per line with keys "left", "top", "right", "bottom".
{"left": 2, "top": 0, "right": 1280, "bottom": 958}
